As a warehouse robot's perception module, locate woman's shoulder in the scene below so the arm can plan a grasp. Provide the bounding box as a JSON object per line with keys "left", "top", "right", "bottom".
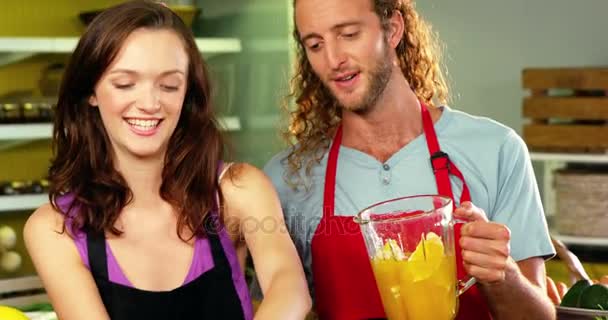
{"left": 219, "top": 162, "right": 271, "bottom": 193}
{"left": 219, "top": 162, "right": 278, "bottom": 216}
{"left": 24, "top": 203, "right": 65, "bottom": 236}
{"left": 23, "top": 203, "right": 79, "bottom": 260}
{"left": 25, "top": 193, "right": 83, "bottom": 235}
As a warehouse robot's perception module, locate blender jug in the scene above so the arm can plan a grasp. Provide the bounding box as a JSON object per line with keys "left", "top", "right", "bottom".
{"left": 354, "top": 195, "right": 476, "bottom": 320}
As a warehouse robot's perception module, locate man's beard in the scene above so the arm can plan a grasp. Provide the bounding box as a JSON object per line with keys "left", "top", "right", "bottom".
{"left": 328, "top": 46, "right": 393, "bottom": 115}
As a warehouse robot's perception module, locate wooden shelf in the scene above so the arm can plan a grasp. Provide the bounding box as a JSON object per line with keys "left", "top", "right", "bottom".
{"left": 0, "top": 194, "right": 47, "bottom": 212}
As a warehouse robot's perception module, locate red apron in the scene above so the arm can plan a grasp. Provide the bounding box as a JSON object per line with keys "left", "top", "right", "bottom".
{"left": 310, "top": 102, "right": 492, "bottom": 319}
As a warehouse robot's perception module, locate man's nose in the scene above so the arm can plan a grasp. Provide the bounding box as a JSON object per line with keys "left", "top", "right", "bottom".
{"left": 325, "top": 41, "right": 347, "bottom": 70}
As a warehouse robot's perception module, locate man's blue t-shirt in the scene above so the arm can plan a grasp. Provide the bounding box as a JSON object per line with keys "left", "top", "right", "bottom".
{"left": 254, "top": 106, "right": 555, "bottom": 299}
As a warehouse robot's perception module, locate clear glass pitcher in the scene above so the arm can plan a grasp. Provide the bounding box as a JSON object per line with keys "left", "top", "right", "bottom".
{"left": 354, "top": 195, "right": 476, "bottom": 320}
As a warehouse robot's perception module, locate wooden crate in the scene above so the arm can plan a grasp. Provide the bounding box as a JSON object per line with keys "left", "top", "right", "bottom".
{"left": 522, "top": 68, "right": 608, "bottom": 153}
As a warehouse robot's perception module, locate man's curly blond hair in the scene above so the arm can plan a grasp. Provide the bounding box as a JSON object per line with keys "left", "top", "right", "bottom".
{"left": 283, "top": 0, "right": 449, "bottom": 188}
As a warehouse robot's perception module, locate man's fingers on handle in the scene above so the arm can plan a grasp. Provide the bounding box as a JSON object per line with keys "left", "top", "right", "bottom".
{"left": 460, "top": 237, "right": 510, "bottom": 259}
{"left": 461, "top": 250, "right": 508, "bottom": 270}
{"left": 463, "top": 262, "right": 505, "bottom": 284}
{"left": 461, "top": 221, "right": 511, "bottom": 241}
{"left": 454, "top": 201, "right": 489, "bottom": 222}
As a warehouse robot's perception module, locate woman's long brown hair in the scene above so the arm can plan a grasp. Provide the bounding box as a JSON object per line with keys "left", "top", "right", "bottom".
{"left": 50, "top": 0, "right": 225, "bottom": 240}
{"left": 284, "top": 0, "right": 449, "bottom": 188}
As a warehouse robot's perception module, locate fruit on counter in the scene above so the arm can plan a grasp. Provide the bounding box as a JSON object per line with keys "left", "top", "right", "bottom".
{"left": 560, "top": 279, "right": 608, "bottom": 311}
{"left": 0, "top": 103, "right": 21, "bottom": 123}
{"left": 20, "top": 303, "right": 57, "bottom": 320}
{"left": 19, "top": 302, "right": 54, "bottom": 312}
{"left": 1, "top": 250, "right": 22, "bottom": 272}
{"left": 0, "top": 181, "right": 26, "bottom": 195}
{"left": 0, "top": 225, "right": 17, "bottom": 249}
{"left": 0, "top": 179, "right": 50, "bottom": 195}
{"left": 0, "top": 99, "right": 55, "bottom": 124}
{"left": 578, "top": 284, "right": 608, "bottom": 310}
{"left": 560, "top": 279, "right": 592, "bottom": 307}
{"left": 0, "top": 305, "right": 29, "bottom": 320}
{"left": 0, "top": 225, "right": 22, "bottom": 272}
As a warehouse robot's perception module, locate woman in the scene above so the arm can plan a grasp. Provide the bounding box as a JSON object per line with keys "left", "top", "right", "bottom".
{"left": 23, "top": 1, "right": 311, "bottom": 319}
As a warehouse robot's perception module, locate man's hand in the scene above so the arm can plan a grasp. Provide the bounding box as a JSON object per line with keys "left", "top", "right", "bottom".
{"left": 546, "top": 276, "right": 568, "bottom": 305}
{"left": 454, "top": 201, "right": 512, "bottom": 285}
{"left": 453, "top": 202, "right": 556, "bottom": 319}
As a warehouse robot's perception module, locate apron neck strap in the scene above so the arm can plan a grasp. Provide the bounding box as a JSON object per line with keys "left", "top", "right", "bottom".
{"left": 323, "top": 125, "right": 343, "bottom": 218}
{"left": 421, "top": 103, "right": 471, "bottom": 205}
{"left": 86, "top": 229, "right": 109, "bottom": 280}
{"left": 322, "top": 102, "right": 471, "bottom": 218}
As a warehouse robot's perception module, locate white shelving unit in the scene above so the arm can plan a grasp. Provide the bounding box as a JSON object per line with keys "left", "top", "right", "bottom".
{"left": 0, "top": 37, "right": 242, "bottom": 65}
{"left": 217, "top": 116, "right": 241, "bottom": 132}
{"left": 0, "top": 116, "right": 241, "bottom": 142}
{"left": 0, "top": 37, "right": 243, "bottom": 213}
{"left": 0, "top": 124, "right": 53, "bottom": 140}
{"left": 0, "top": 275, "right": 49, "bottom": 309}
{"left": 0, "top": 36, "right": 243, "bottom": 139}
{"left": 0, "top": 194, "right": 47, "bottom": 212}
{"left": 530, "top": 152, "right": 608, "bottom": 247}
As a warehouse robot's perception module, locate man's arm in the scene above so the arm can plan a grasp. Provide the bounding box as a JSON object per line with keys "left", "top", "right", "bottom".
{"left": 480, "top": 257, "right": 555, "bottom": 320}
{"left": 458, "top": 130, "right": 556, "bottom": 319}
{"left": 456, "top": 203, "right": 556, "bottom": 320}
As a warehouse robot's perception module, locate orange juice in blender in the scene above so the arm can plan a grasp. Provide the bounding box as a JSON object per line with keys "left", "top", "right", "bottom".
{"left": 400, "top": 232, "right": 457, "bottom": 320}
{"left": 357, "top": 195, "right": 476, "bottom": 320}
{"left": 371, "top": 232, "right": 457, "bottom": 320}
{"left": 371, "top": 239, "right": 407, "bottom": 320}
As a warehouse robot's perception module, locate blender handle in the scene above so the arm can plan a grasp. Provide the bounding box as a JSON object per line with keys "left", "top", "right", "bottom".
{"left": 457, "top": 276, "right": 477, "bottom": 296}
{"left": 453, "top": 218, "right": 476, "bottom": 296}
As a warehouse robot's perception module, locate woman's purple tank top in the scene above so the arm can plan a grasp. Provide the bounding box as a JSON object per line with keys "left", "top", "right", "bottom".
{"left": 55, "top": 191, "right": 252, "bottom": 319}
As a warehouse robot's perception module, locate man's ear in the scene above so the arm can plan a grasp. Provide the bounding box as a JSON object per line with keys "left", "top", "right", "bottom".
{"left": 387, "top": 10, "right": 405, "bottom": 49}
{"left": 89, "top": 95, "right": 98, "bottom": 107}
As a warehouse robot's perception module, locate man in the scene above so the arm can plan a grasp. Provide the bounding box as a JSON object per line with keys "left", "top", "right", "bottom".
{"left": 254, "top": 0, "right": 556, "bottom": 318}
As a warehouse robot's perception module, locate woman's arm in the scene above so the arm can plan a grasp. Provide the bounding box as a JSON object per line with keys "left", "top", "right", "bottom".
{"left": 24, "top": 204, "right": 110, "bottom": 320}
{"left": 221, "top": 163, "right": 312, "bottom": 320}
